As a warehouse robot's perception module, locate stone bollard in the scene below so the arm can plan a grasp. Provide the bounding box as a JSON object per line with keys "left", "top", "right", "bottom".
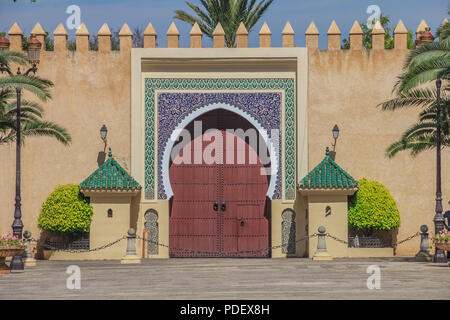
{"left": 23, "top": 231, "right": 36, "bottom": 267}
{"left": 313, "top": 226, "right": 333, "bottom": 261}
{"left": 415, "top": 225, "right": 432, "bottom": 262}
{"left": 121, "top": 228, "right": 141, "bottom": 264}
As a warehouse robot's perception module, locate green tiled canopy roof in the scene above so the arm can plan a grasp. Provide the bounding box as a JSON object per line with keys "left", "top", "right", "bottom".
{"left": 299, "top": 148, "right": 358, "bottom": 189}
{"left": 80, "top": 153, "right": 141, "bottom": 191}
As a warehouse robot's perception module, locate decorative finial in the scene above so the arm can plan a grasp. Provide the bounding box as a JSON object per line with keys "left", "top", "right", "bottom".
{"left": 326, "top": 147, "right": 329, "bottom": 156}
{"left": 108, "top": 147, "right": 112, "bottom": 158}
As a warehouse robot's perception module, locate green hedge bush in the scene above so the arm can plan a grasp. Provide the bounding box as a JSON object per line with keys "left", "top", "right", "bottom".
{"left": 348, "top": 178, "right": 400, "bottom": 236}
{"left": 37, "top": 184, "right": 93, "bottom": 235}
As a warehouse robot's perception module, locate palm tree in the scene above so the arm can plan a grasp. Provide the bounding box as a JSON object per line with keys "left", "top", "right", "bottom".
{"left": 395, "top": 39, "right": 450, "bottom": 93}
{"left": 381, "top": 88, "right": 449, "bottom": 157}
{"left": 0, "top": 50, "right": 53, "bottom": 100}
{"left": 0, "top": 50, "right": 28, "bottom": 67}
{"left": 379, "top": 19, "right": 450, "bottom": 157}
{"left": 394, "top": 15, "right": 450, "bottom": 94}
{"left": 0, "top": 89, "right": 71, "bottom": 145}
{"left": 174, "top": 0, "right": 274, "bottom": 47}
{"left": 0, "top": 50, "right": 71, "bottom": 145}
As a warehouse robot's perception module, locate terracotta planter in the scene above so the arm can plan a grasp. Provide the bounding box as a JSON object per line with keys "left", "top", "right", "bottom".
{"left": 0, "top": 247, "right": 25, "bottom": 274}
{"left": 42, "top": 249, "right": 53, "bottom": 260}
{"left": 435, "top": 242, "right": 450, "bottom": 251}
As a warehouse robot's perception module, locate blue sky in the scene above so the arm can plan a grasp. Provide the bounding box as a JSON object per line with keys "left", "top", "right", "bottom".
{"left": 0, "top": 0, "right": 448, "bottom": 49}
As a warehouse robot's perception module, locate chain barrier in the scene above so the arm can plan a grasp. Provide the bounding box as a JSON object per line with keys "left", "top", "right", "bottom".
{"left": 138, "top": 233, "right": 318, "bottom": 256}
{"left": 392, "top": 232, "right": 420, "bottom": 247}
{"left": 326, "top": 233, "right": 348, "bottom": 245}
{"left": 28, "top": 234, "right": 316, "bottom": 255}
{"left": 325, "top": 232, "right": 421, "bottom": 248}
{"left": 30, "top": 236, "right": 126, "bottom": 253}
{"left": 28, "top": 230, "right": 421, "bottom": 254}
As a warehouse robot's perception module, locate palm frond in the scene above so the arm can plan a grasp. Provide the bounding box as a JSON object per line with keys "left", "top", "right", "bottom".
{"left": 4, "top": 99, "right": 44, "bottom": 117}
{"left": 382, "top": 85, "right": 450, "bottom": 158}
{"left": 0, "top": 76, "right": 70, "bottom": 147}
{"left": 385, "top": 133, "right": 449, "bottom": 158}
{"left": 396, "top": 56, "right": 450, "bottom": 93}
{"left": 378, "top": 87, "right": 438, "bottom": 111}
{"left": 174, "top": 0, "right": 274, "bottom": 47}
{"left": 20, "top": 120, "right": 72, "bottom": 145}
{"left": 0, "top": 50, "right": 28, "bottom": 68}
{"left": 0, "top": 75, "right": 53, "bottom": 101}
{"left": 403, "top": 39, "right": 450, "bottom": 68}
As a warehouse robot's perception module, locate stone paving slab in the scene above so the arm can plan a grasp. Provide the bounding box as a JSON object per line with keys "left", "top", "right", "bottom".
{"left": 0, "top": 258, "right": 448, "bottom": 300}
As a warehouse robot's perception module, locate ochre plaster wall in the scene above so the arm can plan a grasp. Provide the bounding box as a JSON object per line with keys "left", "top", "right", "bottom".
{"left": 307, "top": 48, "right": 449, "bottom": 255}
{"left": 294, "top": 195, "right": 308, "bottom": 257}
{"left": 0, "top": 49, "right": 131, "bottom": 247}
{"left": 307, "top": 194, "right": 348, "bottom": 258}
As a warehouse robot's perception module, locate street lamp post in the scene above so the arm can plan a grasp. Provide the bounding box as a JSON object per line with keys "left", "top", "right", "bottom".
{"left": 433, "top": 77, "right": 447, "bottom": 263}
{"left": 0, "top": 36, "right": 42, "bottom": 271}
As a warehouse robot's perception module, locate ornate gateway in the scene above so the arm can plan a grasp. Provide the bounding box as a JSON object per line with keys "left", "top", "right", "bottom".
{"left": 130, "top": 48, "right": 308, "bottom": 259}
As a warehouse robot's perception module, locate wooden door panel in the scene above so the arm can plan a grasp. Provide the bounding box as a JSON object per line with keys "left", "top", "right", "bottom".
{"left": 170, "top": 186, "right": 217, "bottom": 201}
{"left": 170, "top": 202, "right": 214, "bottom": 217}
{"left": 223, "top": 186, "right": 268, "bottom": 202}
{"left": 221, "top": 129, "right": 269, "bottom": 257}
{"left": 235, "top": 203, "right": 269, "bottom": 256}
{"left": 223, "top": 204, "right": 268, "bottom": 234}
{"left": 222, "top": 217, "right": 239, "bottom": 236}
{"left": 170, "top": 218, "right": 217, "bottom": 235}
{"left": 169, "top": 109, "right": 270, "bottom": 258}
{"left": 222, "top": 238, "right": 238, "bottom": 256}
{"left": 222, "top": 166, "right": 268, "bottom": 184}
{"left": 170, "top": 236, "right": 217, "bottom": 257}
{"left": 170, "top": 166, "right": 217, "bottom": 184}
{"left": 237, "top": 236, "right": 269, "bottom": 256}
{"left": 169, "top": 129, "right": 219, "bottom": 257}
{"left": 237, "top": 218, "right": 269, "bottom": 236}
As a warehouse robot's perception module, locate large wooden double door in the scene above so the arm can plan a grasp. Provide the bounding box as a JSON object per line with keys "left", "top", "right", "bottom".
{"left": 169, "top": 110, "right": 270, "bottom": 257}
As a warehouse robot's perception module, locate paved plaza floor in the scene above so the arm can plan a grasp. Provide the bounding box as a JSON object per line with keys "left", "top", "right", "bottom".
{"left": 0, "top": 258, "right": 449, "bottom": 300}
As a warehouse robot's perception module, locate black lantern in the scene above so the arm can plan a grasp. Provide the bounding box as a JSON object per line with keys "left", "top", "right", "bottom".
{"left": 332, "top": 124, "right": 340, "bottom": 140}
{"left": 26, "top": 37, "right": 41, "bottom": 65}
{"left": 329, "top": 124, "right": 340, "bottom": 161}
{"left": 100, "top": 125, "right": 108, "bottom": 141}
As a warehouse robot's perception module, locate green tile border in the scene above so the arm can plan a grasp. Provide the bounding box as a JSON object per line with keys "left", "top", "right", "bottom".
{"left": 144, "top": 78, "right": 296, "bottom": 200}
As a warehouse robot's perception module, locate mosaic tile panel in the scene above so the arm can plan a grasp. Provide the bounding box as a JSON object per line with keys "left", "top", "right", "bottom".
{"left": 144, "top": 78, "right": 296, "bottom": 200}
{"left": 144, "top": 210, "right": 159, "bottom": 255}
{"left": 282, "top": 209, "right": 296, "bottom": 254}
{"left": 157, "top": 92, "right": 282, "bottom": 199}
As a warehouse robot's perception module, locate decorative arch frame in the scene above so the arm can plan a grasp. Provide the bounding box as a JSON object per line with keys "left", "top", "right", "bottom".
{"left": 135, "top": 75, "right": 303, "bottom": 201}
{"left": 160, "top": 102, "right": 279, "bottom": 199}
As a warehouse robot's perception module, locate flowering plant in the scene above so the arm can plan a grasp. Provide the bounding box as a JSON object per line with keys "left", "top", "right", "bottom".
{"left": 0, "top": 231, "right": 25, "bottom": 248}
{"left": 430, "top": 229, "right": 450, "bottom": 243}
